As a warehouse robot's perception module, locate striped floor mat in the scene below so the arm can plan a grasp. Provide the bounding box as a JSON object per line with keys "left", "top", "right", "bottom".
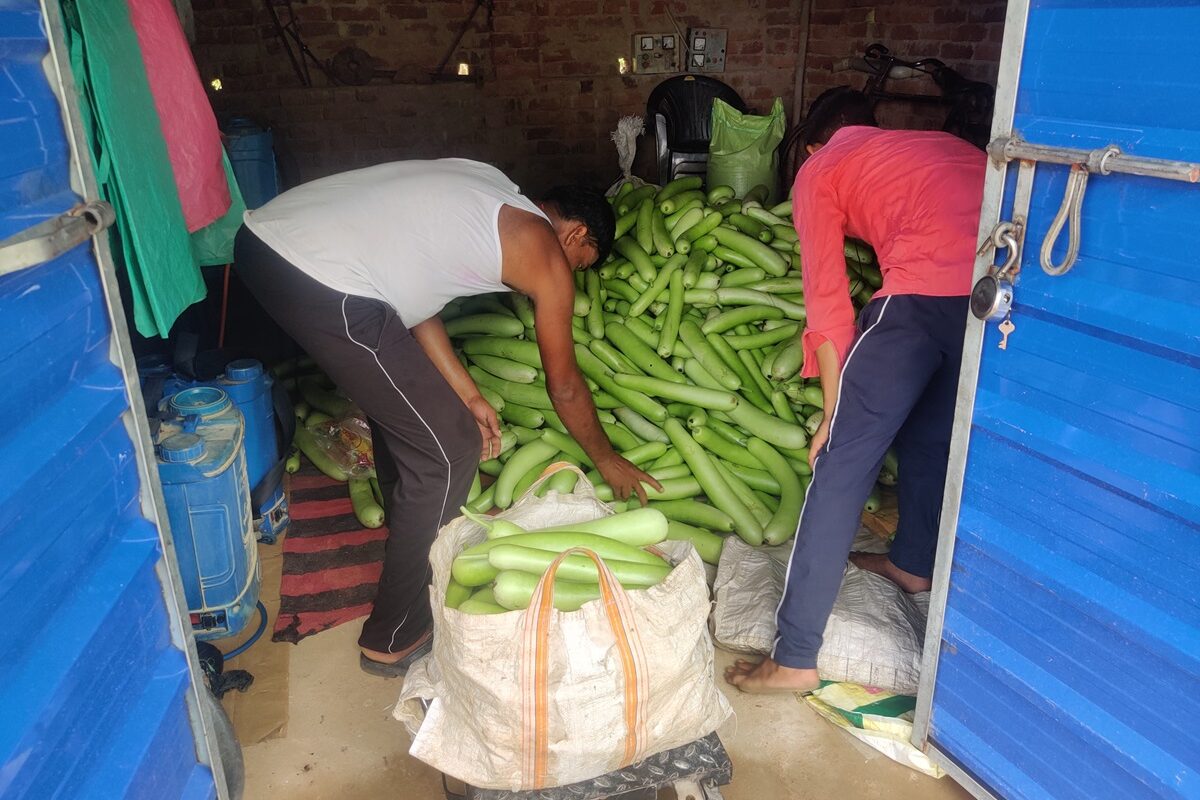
{"left": 272, "top": 468, "right": 387, "bottom": 644}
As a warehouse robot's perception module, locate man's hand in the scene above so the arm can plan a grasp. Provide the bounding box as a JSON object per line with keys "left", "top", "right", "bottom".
{"left": 596, "top": 453, "right": 664, "bottom": 506}
{"left": 467, "top": 395, "right": 503, "bottom": 461}
{"left": 808, "top": 419, "right": 830, "bottom": 470}
{"left": 412, "top": 318, "right": 504, "bottom": 462}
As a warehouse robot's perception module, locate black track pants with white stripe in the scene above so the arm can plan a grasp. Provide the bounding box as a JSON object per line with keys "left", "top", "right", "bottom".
{"left": 236, "top": 228, "right": 481, "bottom": 654}
{"left": 772, "top": 294, "right": 968, "bottom": 670}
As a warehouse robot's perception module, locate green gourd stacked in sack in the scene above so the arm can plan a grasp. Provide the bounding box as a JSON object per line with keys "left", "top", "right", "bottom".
{"left": 446, "top": 506, "right": 685, "bottom": 614}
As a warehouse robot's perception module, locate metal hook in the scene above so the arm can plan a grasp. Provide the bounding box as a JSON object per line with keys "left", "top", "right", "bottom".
{"left": 977, "top": 221, "right": 1022, "bottom": 279}
{"left": 1039, "top": 163, "right": 1089, "bottom": 276}
{"left": 994, "top": 229, "right": 1021, "bottom": 280}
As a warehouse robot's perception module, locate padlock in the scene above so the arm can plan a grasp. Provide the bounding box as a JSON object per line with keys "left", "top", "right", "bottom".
{"left": 971, "top": 223, "right": 1020, "bottom": 321}
{"left": 970, "top": 273, "right": 1014, "bottom": 321}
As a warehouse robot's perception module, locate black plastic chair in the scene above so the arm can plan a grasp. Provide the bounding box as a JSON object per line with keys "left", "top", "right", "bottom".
{"left": 647, "top": 75, "right": 748, "bottom": 183}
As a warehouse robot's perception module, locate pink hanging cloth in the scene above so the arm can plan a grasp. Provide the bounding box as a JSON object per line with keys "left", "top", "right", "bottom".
{"left": 128, "top": 0, "right": 230, "bottom": 232}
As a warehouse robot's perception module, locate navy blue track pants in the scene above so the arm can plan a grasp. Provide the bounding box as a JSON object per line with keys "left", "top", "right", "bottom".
{"left": 772, "top": 294, "right": 969, "bottom": 670}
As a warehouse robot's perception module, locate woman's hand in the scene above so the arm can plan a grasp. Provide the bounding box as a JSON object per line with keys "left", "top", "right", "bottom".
{"left": 467, "top": 394, "right": 503, "bottom": 461}
{"left": 808, "top": 419, "right": 830, "bottom": 469}
{"left": 595, "top": 453, "right": 664, "bottom": 506}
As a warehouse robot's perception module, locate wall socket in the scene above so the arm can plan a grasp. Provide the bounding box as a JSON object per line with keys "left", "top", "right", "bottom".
{"left": 631, "top": 32, "right": 680, "bottom": 74}
{"left": 687, "top": 27, "right": 727, "bottom": 73}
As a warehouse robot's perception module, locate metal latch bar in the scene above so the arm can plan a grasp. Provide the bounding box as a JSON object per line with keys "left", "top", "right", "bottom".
{"left": 0, "top": 200, "right": 115, "bottom": 277}
{"left": 989, "top": 135, "right": 1200, "bottom": 184}
{"left": 988, "top": 136, "right": 1198, "bottom": 276}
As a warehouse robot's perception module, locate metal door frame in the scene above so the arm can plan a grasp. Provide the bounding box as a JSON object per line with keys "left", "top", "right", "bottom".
{"left": 36, "top": 0, "right": 230, "bottom": 794}
{"left": 910, "top": 0, "right": 1031, "bottom": 795}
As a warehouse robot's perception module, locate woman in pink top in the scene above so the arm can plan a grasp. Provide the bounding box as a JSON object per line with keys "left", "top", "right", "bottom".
{"left": 727, "top": 88, "right": 986, "bottom": 694}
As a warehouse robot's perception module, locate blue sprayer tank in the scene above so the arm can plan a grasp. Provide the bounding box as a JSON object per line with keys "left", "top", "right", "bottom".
{"left": 138, "top": 355, "right": 290, "bottom": 543}
{"left": 156, "top": 387, "right": 261, "bottom": 640}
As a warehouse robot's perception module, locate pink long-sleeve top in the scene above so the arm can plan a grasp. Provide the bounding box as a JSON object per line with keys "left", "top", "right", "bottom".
{"left": 792, "top": 126, "right": 986, "bottom": 377}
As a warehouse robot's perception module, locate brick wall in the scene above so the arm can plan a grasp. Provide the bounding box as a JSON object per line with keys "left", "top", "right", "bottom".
{"left": 191, "top": 1, "right": 1008, "bottom": 194}
{"left": 194, "top": 0, "right": 808, "bottom": 193}
{"left": 802, "top": 0, "right": 1007, "bottom": 130}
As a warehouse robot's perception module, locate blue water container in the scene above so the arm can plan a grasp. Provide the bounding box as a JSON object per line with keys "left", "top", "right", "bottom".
{"left": 219, "top": 358, "right": 289, "bottom": 543}
{"left": 224, "top": 117, "right": 280, "bottom": 209}
{"left": 156, "top": 387, "right": 261, "bottom": 640}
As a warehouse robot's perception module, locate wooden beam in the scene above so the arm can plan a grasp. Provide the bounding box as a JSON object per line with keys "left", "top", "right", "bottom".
{"left": 791, "top": 0, "right": 814, "bottom": 127}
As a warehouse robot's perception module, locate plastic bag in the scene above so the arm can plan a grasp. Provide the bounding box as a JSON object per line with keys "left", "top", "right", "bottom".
{"left": 707, "top": 97, "right": 787, "bottom": 203}
{"left": 804, "top": 682, "right": 946, "bottom": 778}
{"left": 307, "top": 413, "right": 375, "bottom": 477}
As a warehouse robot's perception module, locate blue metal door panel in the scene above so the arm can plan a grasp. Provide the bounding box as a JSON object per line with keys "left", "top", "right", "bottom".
{"left": 919, "top": 2, "right": 1200, "bottom": 798}
{"left": 0, "top": 1, "right": 219, "bottom": 798}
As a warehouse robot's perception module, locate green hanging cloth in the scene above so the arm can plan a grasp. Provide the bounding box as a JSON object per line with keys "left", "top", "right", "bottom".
{"left": 191, "top": 151, "right": 247, "bottom": 268}
{"left": 63, "top": 0, "right": 205, "bottom": 338}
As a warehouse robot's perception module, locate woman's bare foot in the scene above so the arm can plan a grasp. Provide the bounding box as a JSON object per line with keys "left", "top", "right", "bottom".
{"left": 723, "top": 657, "right": 821, "bottom": 695}
{"left": 848, "top": 552, "right": 932, "bottom": 593}
{"left": 361, "top": 628, "right": 432, "bottom": 665}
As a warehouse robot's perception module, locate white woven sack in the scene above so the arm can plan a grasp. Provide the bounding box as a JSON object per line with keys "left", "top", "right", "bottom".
{"left": 395, "top": 466, "right": 733, "bottom": 791}
{"left": 712, "top": 532, "right": 929, "bottom": 695}
{"left": 818, "top": 564, "right": 928, "bottom": 695}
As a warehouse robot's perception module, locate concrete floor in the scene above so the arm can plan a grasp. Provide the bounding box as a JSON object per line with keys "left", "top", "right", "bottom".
{"left": 239, "top": 621, "right": 971, "bottom": 800}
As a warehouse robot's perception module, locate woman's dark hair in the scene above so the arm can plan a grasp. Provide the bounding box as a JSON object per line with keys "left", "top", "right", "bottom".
{"left": 798, "top": 87, "right": 879, "bottom": 151}
{"left": 542, "top": 185, "right": 616, "bottom": 265}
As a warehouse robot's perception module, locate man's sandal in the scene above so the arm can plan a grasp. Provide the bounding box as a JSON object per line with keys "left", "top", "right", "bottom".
{"left": 359, "top": 636, "right": 433, "bottom": 678}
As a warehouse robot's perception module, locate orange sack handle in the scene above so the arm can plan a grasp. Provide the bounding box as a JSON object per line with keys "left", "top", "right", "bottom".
{"left": 519, "top": 547, "right": 649, "bottom": 789}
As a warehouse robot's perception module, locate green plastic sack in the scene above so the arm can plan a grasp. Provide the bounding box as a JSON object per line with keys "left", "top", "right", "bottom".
{"left": 707, "top": 98, "right": 787, "bottom": 204}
